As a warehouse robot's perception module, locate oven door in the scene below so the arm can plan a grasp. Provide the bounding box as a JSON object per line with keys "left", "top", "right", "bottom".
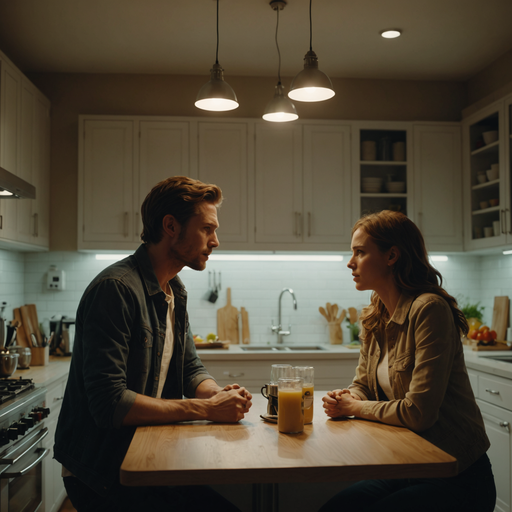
{"left": 0, "top": 427, "right": 49, "bottom": 512}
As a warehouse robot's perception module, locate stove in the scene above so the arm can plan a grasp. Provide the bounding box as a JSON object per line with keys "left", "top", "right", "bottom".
{"left": 0, "top": 377, "right": 49, "bottom": 512}
{"left": 0, "top": 377, "right": 48, "bottom": 452}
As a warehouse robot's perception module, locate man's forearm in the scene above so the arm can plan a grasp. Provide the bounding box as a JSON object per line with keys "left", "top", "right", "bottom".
{"left": 121, "top": 393, "right": 210, "bottom": 426}
{"left": 194, "top": 378, "right": 224, "bottom": 398}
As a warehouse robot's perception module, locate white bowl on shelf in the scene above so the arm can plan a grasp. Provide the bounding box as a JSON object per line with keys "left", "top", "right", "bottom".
{"left": 362, "top": 177, "right": 384, "bottom": 184}
{"left": 486, "top": 168, "right": 499, "bottom": 181}
{"left": 477, "top": 174, "right": 487, "bottom": 184}
{"left": 482, "top": 131, "right": 498, "bottom": 145}
{"left": 385, "top": 181, "right": 406, "bottom": 193}
{"left": 362, "top": 185, "right": 382, "bottom": 193}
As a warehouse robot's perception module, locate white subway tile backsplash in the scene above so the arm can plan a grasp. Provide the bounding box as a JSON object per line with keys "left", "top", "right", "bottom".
{"left": 1, "top": 248, "right": 512, "bottom": 341}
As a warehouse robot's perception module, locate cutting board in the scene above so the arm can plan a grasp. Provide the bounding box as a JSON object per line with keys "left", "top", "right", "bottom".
{"left": 241, "top": 307, "right": 250, "bottom": 344}
{"left": 20, "top": 305, "right": 38, "bottom": 347}
{"left": 491, "top": 296, "right": 509, "bottom": 342}
{"left": 13, "top": 308, "right": 29, "bottom": 348}
{"left": 26, "top": 304, "right": 43, "bottom": 347}
{"left": 217, "top": 288, "right": 239, "bottom": 344}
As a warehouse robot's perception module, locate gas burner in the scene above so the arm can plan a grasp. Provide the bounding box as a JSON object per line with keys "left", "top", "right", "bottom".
{"left": 0, "top": 378, "right": 35, "bottom": 402}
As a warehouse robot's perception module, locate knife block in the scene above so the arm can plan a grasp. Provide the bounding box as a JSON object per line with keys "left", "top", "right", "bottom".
{"left": 31, "top": 346, "right": 49, "bottom": 366}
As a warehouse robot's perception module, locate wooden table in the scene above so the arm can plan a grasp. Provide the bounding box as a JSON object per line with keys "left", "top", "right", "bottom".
{"left": 120, "top": 392, "right": 457, "bottom": 511}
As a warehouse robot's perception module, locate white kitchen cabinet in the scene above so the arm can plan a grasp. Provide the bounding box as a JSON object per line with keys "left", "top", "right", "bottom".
{"left": 197, "top": 122, "right": 248, "bottom": 243}
{"left": 79, "top": 119, "right": 136, "bottom": 250}
{"left": 413, "top": 124, "right": 463, "bottom": 251}
{"left": 43, "top": 375, "right": 67, "bottom": 512}
{"left": 254, "top": 122, "right": 351, "bottom": 249}
{"left": 0, "top": 55, "right": 50, "bottom": 250}
{"left": 0, "top": 57, "right": 22, "bottom": 241}
{"left": 351, "top": 122, "right": 413, "bottom": 225}
{"left": 205, "top": 357, "right": 357, "bottom": 391}
{"left": 17, "top": 78, "right": 51, "bottom": 248}
{"left": 470, "top": 368, "right": 512, "bottom": 512}
{"left": 462, "top": 100, "right": 509, "bottom": 250}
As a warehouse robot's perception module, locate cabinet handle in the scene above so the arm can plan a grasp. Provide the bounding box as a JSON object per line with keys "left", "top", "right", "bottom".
{"left": 222, "top": 371, "right": 244, "bottom": 378}
{"left": 0, "top": 215, "right": 2, "bottom": 230}
{"left": 508, "top": 208, "right": 512, "bottom": 235}
{"left": 297, "top": 212, "right": 302, "bottom": 237}
{"left": 124, "top": 212, "right": 129, "bottom": 237}
{"left": 32, "top": 213, "right": 39, "bottom": 237}
{"left": 501, "top": 209, "right": 506, "bottom": 234}
{"left": 485, "top": 388, "right": 500, "bottom": 395}
{"left": 308, "top": 212, "right": 311, "bottom": 237}
{"left": 482, "top": 413, "right": 510, "bottom": 432}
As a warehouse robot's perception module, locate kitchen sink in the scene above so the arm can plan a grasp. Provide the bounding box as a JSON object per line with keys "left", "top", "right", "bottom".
{"left": 240, "top": 345, "right": 327, "bottom": 352}
{"left": 481, "top": 354, "right": 512, "bottom": 364}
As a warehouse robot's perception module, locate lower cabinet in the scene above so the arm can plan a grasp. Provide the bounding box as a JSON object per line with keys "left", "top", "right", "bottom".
{"left": 203, "top": 357, "right": 358, "bottom": 391}
{"left": 468, "top": 368, "right": 512, "bottom": 512}
{"left": 43, "top": 376, "right": 67, "bottom": 512}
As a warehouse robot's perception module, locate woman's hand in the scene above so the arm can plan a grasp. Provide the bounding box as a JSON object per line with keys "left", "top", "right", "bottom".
{"left": 322, "top": 389, "right": 361, "bottom": 418}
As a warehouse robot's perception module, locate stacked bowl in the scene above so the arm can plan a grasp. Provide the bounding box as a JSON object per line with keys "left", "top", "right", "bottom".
{"left": 362, "top": 177, "right": 384, "bottom": 193}
{"left": 385, "top": 181, "right": 406, "bottom": 193}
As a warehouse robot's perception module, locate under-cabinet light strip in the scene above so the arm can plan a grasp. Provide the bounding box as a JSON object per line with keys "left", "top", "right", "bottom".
{"left": 96, "top": 254, "right": 344, "bottom": 262}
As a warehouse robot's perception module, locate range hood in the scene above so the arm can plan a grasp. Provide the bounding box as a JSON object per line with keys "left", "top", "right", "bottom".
{"left": 0, "top": 166, "right": 36, "bottom": 199}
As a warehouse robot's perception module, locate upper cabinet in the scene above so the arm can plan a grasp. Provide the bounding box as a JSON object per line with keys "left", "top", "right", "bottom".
{"left": 0, "top": 54, "right": 50, "bottom": 250}
{"left": 413, "top": 124, "right": 463, "bottom": 252}
{"left": 78, "top": 115, "right": 464, "bottom": 253}
{"left": 254, "top": 122, "right": 351, "bottom": 250}
{"left": 462, "top": 101, "right": 508, "bottom": 251}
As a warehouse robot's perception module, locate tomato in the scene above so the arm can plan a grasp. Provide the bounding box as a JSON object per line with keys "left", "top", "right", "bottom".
{"left": 482, "top": 330, "right": 493, "bottom": 342}
{"left": 468, "top": 329, "right": 478, "bottom": 340}
{"left": 490, "top": 330, "right": 498, "bottom": 340}
{"left": 476, "top": 331, "right": 485, "bottom": 341}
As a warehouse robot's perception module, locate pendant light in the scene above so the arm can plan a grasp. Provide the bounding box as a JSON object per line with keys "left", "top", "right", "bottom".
{"left": 263, "top": 0, "right": 298, "bottom": 122}
{"left": 288, "top": 0, "right": 335, "bottom": 102}
{"left": 195, "top": 0, "right": 239, "bottom": 111}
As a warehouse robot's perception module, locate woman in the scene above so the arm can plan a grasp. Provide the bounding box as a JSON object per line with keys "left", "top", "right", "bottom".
{"left": 320, "top": 211, "right": 495, "bottom": 512}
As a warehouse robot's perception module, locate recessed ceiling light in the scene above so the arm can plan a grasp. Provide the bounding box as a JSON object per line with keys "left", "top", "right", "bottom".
{"left": 380, "top": 29, "right": 402, "bottom": 39}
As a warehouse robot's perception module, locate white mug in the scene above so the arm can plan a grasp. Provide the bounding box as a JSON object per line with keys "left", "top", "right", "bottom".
{"left": 493, "top": 220, "right": 501, "bottom": 236}
{"left": 484, "top": 226, "right": 493, "bottom": 238}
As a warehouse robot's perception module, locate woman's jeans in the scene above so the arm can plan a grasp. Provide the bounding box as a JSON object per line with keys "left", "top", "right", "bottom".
{"left": 318, "top": 452, "right": 496, "bottom": 512}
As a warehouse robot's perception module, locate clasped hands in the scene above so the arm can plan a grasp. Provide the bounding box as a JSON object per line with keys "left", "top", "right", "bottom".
{"left": 322, "top": 388, "right": 361, "bottom": 418}
{"left": 208, "top": 384, "right": 253, "bottom": 423}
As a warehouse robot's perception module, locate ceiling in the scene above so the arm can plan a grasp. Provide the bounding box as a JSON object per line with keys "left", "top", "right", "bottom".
{"left": 0, "top": 0, "right": 511, "bottom": 82}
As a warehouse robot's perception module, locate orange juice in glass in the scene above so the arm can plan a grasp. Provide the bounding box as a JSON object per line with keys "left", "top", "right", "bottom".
{"left": 278, "top": 378, "right": 304, "bottom": 434}
{"left": 294, "top": 366, "right": 314, "bottom": 424}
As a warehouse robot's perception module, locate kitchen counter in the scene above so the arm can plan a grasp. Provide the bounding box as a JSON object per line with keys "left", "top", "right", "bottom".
{"left": 195, "top": 343, "right": 361, "bottom": 361}
{"left": 463, "top": 347, "right": 512, "bottom": 380}
{"left": 12, "top": 355, "right": 72, "bottom": 388}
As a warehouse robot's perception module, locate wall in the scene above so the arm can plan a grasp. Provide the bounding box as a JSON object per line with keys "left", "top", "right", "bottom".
{"left": 1, "top": 247, "right": 500, "bottom": 346}
{"left": 26, "top": 73, "right": 466, "bottom": 252}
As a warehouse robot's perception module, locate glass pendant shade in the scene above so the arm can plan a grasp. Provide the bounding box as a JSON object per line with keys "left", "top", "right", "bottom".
{"left": 288, "top": 50, "right": 335, "bottom": 102}
{"left": 263, "top": 83, "right": 298, "bottom": 122}
{"left": 195, "top": 62, "right": 239, "bottom": 112}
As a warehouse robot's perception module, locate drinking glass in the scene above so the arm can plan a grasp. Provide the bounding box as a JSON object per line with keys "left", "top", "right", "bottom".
{"left": 277, "top": 377, "right": 304, "bottom": 434}
{"left": 270, "top": 364, "right": 292, "bottom": 384}
{"left": 294, "top": 366, "right": 314, "bottom": 424}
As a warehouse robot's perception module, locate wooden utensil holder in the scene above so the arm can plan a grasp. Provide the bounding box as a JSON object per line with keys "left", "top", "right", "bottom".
{"left": 328, "top": 322, "right": 343, "bottom": 345}
{"left": 31, "top": 346, "right": 49, "bottom": 366}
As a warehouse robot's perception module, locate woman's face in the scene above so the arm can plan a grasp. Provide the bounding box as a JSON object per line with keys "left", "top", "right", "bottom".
{"left": 347, "top": 228, "right": 396, "bottom": 293}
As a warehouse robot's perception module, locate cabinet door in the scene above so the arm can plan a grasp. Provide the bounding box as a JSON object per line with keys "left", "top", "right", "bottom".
{"left": 255, "top": 123, "right": 302, "bottom": 243}
{"left": 477, "top": 399, "right": 512, "bottom": 512}
{"left": 413, "top": 124, "right": 463, "bottom": 251}
{"left": 0, "top": 59, "right": 21, "bottom": 241}
{"left": 138, "top": 121, "right": 190, "bottom": 237}
{"left": 303, "top": 124, "right": 352, "bottom": 244}
{"left": 81, "top": 120, "right": 135, "bottom": 243}
{"left": 198, "top": 122, "right": 248, "bottom": 243}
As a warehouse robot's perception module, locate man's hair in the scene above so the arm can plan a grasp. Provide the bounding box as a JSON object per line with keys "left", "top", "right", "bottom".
{"left": 140, "top": 176, "right": 222, "bottom": 245}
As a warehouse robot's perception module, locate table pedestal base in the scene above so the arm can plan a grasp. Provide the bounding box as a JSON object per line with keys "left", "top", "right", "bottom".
{"left": 252, "top": 483, "right": 279, "bottom": 512}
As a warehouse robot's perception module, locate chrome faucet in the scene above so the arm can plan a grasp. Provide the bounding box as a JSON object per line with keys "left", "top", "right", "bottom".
{"left": 271, "top": 288, "right": 298, "bottom": 344}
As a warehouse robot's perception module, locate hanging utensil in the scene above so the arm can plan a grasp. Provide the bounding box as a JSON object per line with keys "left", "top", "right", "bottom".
{"left": 204, "top": 270, "right": 219, "bottom": 303}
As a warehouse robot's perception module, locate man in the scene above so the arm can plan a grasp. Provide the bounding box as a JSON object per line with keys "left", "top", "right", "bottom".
{"left": 54, "top": 176, "right": 252, "bottom": 511}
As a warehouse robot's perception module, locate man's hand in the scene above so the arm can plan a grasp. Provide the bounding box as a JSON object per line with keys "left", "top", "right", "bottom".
{"left": 205, "top": 387, "right": 252, "bottom": 423}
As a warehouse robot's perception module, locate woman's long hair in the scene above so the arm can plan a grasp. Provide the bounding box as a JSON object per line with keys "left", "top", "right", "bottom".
{"left": 353, "top": 210, "right": 468, "bottom": 338}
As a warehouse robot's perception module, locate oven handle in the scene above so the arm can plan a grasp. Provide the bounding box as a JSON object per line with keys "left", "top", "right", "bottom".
{"left": 2, "top": 448, "right": 50, "bottom": 478}
{"left": 0, "top": 427, "right": 48, "bottom": 465}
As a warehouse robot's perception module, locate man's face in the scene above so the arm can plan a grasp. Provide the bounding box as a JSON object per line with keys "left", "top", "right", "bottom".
{"left": 171, "top": 202, "right": 220, "bottom": 271}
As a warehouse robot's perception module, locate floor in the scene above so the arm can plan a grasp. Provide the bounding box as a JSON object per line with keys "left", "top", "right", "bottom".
{"left": 58, "top": 497, "right": 76, "bottom": 512}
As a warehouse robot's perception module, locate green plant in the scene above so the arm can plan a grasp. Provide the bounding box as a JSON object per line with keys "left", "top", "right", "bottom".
{"left": 458, "top": 297, "right": 485, "bottom": 321}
